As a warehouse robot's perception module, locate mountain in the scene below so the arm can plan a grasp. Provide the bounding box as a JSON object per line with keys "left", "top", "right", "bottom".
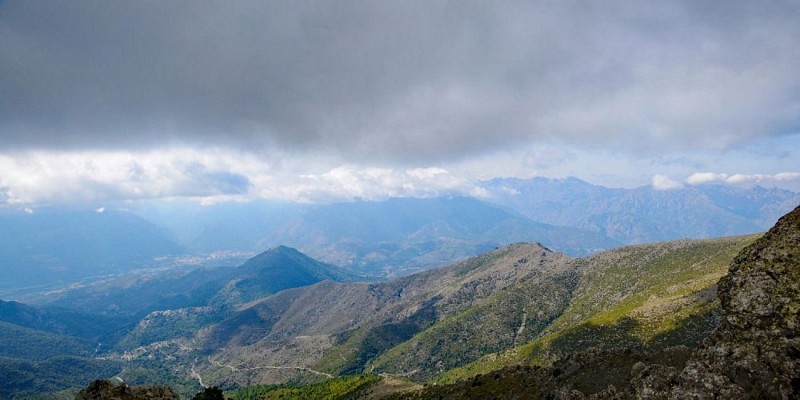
{"left": 3, "top": 179, "right": 793, "bottom": 291}
{"left": 206, "top": 245, "right": 356, "bottom": 308}
{"left": 253, "top": 197, "right": 616, "bottom": 275}
{"left": 130, "top": 197, "right": 617, "bottom": 278}
{"left": 394, "top": 204, "right": 800, "bottom": 399}
{"left": 0, "top": 299, "right": 128, "bottom": 340}
{"left": 130, "top": 200, "right": 298, "bottom": 254}
{"left": 480, "top": 177, "right": 800, "bottom": 244}
{"left": 0, "top": 246, "right": 354, "bottom": 398}
{"left": 116, "top": 232, "right": 754, "bottom": 391}
{"left": 7, "top": 205, "right": 799, "bottom": 398}
{"left": 0, "top": 207, "right": 183, "bottom": 289}
{"left": 42, "top": 245, "right": 356, "bottom": 317}
{"left": 0, "top": 299, "right": 129, "bottom": 399}
{"left": 437, "top": 234, "right": 757, "bottom": 383}
{"left": 111, "top": 243, "right": 573, "bottom": 389}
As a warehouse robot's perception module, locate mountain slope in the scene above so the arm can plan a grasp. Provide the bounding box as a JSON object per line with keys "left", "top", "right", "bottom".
{"left": 0, "top": 356, "right": 123, "bottom": 400}
{"left": 107, "top": 234, "right": 761, "bottom": 393}
{"left": 138, "top": 243, "right": 575, "bottom": 387}
{"left": 397, "top": 204, "right": 800, "bottom": 399}
{"left": 635, "top": 203, "right": 800, "bottom": 398}
{"left": 0, "top": 321, "right": 94, "bottom": 361}
{"left": 208, "top": 245, "right": 356, "bottom": 307}
{"left": 0, "top": 299, "right": 129, "bottom": 340}
{"left": 43, "top": 246, "right": 355, "bottom": 317}
{"left": 438, "top": 234, "right": 757, "bottom": 383}
{"left": 369, "top": 256, "right": 580, "bottom": 380}
{"left": 0, "top": 305, "right": 128, "bottom": 399}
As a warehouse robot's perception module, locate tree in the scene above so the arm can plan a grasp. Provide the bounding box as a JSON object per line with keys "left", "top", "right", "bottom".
{"left": 192, "top": 386, "right": 224, "bottom": 400}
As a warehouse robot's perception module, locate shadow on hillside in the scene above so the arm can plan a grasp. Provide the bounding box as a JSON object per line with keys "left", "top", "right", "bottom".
{"left": 325, "top": 296, "right": 441, "bottom": 375}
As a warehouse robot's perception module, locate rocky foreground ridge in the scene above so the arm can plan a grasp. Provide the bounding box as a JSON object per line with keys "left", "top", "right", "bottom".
{"left": 397, "top": 204, "right": 800, "bottom": 399}
{"left": 633, "top": 202, "right": 800, "bottom": 399}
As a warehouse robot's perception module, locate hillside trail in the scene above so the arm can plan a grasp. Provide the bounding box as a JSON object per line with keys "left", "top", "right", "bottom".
{"left": 208, "top": 356, "right": 334, "bottom": 378}
{"left": 191, "top": 359, "right": 208, "bottom": 388}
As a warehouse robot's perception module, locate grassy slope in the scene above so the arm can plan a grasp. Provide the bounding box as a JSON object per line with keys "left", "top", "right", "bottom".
{"left": 310, "top": 244, "right": 572, "bottom": 377}
{"left": 437, "top": 234, "right": 759, "bottom": 383}
{"left": 226, "top": 374, "right": 382, "bottom": 400}
{"left": 367, "top": 258, "right": 580, "bottom": 381}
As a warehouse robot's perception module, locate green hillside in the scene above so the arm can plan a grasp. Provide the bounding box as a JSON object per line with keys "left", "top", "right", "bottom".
{"left": 437, "top": 234, "right": 758, "bottom": 383}
{"left": 0, "top": 233, "right": 773, "bottom": 398}
{"left": 368, "top": 256, "right": 580, "bottom": 380}
{"left": 0, "top": 322, "right": 94, "bottom": 361}
{"left": 209, "top": 245, "right": 356, "bottom": 307}
{"left": 113, "top": 236, "right": 759, "bottom": 395}
{"left": 0, "top": 355, "right": 123, "bottom": 399}
{"left": 227, "top": 374, "right": 381, "bottom": 400}
{"left": 180, "top": 243, "right": 573, "bottom": 387}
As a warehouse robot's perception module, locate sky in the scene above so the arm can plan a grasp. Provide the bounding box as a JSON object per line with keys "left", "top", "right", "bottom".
{"left": 1, "top": 0, "right": 799, "bottom": 206}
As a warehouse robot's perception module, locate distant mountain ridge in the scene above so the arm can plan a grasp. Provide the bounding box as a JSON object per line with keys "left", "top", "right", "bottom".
{"left": 5, "top": 179, "right": 793, "bottom": 290}
{"left": 127, "top": 196, "right": 619, "bottom": 277}
{"left": 255, "top": 197, "right": 616, "bottom": 275}
{"left": 0, "top": 207, "right": 183, "bottom": 289}
{"left": 480, "top": 177, "right": 799, "bottom": 244}
{"left": 2, "top": 215, "right": 797, "bottom": 398}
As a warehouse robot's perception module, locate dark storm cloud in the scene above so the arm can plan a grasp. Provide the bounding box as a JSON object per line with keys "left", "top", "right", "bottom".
{"left": 1, "top": 0, "right": 799, "bottom": 161}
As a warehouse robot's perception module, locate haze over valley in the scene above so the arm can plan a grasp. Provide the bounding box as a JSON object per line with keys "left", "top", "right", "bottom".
{"left": 1, "top": 0, "right": 799, "bottom": 398}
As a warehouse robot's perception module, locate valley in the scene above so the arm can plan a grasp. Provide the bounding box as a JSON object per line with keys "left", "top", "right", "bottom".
{"left": 1, "top": 218, "right": 785, "bottom": 398}
{"left": 0, "top": 187, "right": 796, "bottom": 399}
{"left": 4, "top": 3, "right": 799, "bottom": 398}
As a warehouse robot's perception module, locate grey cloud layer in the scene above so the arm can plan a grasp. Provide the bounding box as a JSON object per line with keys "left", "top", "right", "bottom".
{"left": 1, "top": 1, "right": 799, "bottom": 161}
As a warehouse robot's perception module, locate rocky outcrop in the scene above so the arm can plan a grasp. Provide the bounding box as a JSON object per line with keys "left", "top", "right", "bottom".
{"left": 634, "top": 204, "right": 800, "bottom": 399}
{"left": 75, "top": 380, "right": 180, "bottom": 400}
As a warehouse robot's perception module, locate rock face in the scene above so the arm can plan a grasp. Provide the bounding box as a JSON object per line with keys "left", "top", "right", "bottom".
{"left": 635, "top": 204, "right": 800, "bottom": 398}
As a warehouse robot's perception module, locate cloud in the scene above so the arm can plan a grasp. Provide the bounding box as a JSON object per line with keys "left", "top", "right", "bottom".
{"left": 1, "top": 1, "right": 799, "bottom": 162}
{"left": 652, "top": 174, "right": 684, "bottom": 190}
{"left": 265, "top": 165, "right": 475, "bottom": 203}
{"left": 686, "top": 172, "right": 729, "bottom": 185}
{"left": 0, "top": 149, "right": 254, "bottom": 204}
{"left": 686, "top": 171, "right": 800, "bottom": 187}
{"left": 0, "top": 148, "right": 479, "bottom": 205}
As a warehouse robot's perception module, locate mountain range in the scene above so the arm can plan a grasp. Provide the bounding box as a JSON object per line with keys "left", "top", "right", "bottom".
{"left": 0, "top": 181, "right": 798, "bottom": 398}
{"left": 0, "top": 201, "right": 797, "bottom": 398}
{"left": 480, "top": 177, "right": 800, "bottom": 243}
{"left": 2, "top": 179, "right": 797, "bottom": 292}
